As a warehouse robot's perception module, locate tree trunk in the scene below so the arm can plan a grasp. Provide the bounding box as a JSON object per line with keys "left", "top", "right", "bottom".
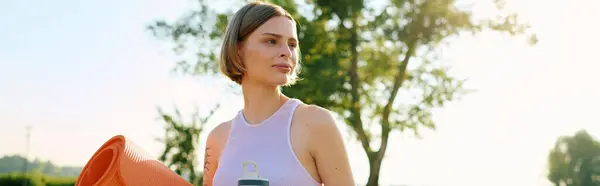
{"left": 365, "top": 124, "right": 391, "bottom": 186}
{"left": 366, "top": 152, "right": 385, "bottom": 186}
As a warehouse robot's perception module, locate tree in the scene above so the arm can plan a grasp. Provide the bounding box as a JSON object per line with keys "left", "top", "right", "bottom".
{"left": 285, "top": 0, "right": 536, "bottom": 184}
{"left": 147, "top": 0, "right": 535, "bottom": 185}
{"left": 547, "top": 130, "right": 600, "bottom": 186}
{"left": 0, "top": 155, "right": 82, "bottom": 177}
{"left": 156, "top": 104, "right": 219, "bottom": 185}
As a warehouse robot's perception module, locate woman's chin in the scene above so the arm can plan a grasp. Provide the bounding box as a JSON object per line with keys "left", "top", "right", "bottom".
{"left": 269, "top": 77, "right": 291, "bottom": 86}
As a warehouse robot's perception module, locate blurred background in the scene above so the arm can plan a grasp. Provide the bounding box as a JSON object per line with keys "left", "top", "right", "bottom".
{"left": 1, "top": 0, "right": 599, "bottom": 185}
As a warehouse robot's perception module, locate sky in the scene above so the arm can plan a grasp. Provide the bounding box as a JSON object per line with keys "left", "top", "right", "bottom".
{"left": 1, "top": 0, "right": 599, "bottom": 185}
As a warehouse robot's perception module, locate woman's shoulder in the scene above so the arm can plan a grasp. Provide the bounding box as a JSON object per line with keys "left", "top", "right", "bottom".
{"left": 294, "top": 102, "right": 348, "bottom": 162}
{"left": 294, "top": 103, "right": 340, "bottom": 135}
{"left": 205, "top": 120, "right": 232, "bottom": 147}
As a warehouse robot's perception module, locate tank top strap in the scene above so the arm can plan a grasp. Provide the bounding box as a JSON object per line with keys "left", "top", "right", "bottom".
{"left": 282, "top": 98, "right": 301, "bottom": 125}
{"left": 231, "top": 109, "right": 245, "bottom": 129}
{"left": 267, "top": 98, "right": 301, "bottom": 131}
{"left": 283, "top": 98, "right": 301, "bottom": 113}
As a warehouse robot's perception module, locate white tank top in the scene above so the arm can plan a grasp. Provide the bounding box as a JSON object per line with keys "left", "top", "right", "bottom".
{"left": 212, "top": 98, "right": 321, "bottom": 186}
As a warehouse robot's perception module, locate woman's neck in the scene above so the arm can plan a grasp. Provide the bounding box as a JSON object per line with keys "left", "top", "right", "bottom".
{"left": 240, "top": 81, "right": 289, "bottom": 125}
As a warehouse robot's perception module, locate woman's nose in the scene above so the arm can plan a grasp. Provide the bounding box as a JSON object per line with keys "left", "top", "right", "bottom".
{"left": 279, "top": 45, "right": 293, "bottom": 59}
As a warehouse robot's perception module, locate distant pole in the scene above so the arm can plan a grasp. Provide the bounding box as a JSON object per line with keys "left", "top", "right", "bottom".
{"left": 22, "top": 125, "right": 32, "bottom": 186}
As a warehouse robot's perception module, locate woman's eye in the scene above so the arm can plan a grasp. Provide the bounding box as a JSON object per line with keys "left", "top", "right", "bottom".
{"left": 289, "top": 43, "right": 297, "bottom": 48}
{"left": 267, "top": 39, "right": 276, "bottom": 45}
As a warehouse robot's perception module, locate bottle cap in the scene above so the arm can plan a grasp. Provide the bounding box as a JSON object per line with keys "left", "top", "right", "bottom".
{"left": 238, "top": 160, "right": 269, "bottom": 186}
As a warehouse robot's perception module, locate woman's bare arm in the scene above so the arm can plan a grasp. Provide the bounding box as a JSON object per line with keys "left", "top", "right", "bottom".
{"left": 306, "top": 106, "right": 355, "bottom": 185}
{"left": 202, "top": 121, "right": 230, "bottom": 186}
{"left": 202, "top": 132, "right": 218, "bottom": 186}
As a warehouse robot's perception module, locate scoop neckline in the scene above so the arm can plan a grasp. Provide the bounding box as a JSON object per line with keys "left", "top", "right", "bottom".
{"left": 240, "top": 98, "right": 296, "bottom": 127}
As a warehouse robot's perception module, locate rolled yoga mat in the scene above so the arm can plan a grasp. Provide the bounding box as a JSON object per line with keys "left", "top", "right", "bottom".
{"left": 75, "top": 135, "right": 193, "bottom": 186}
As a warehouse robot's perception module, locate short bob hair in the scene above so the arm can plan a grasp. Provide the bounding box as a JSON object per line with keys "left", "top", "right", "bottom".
{"left": 219, "top": 1, "right": 301, "bottom": 85}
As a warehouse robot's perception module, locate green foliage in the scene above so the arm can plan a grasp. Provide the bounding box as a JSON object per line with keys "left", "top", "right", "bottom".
{"left": 156, "top": 104, "right": 220, "bottom": 185}
{"left": 147, "top": 0, "right": 223, "bottom": 77}
{"left": 0, "top": 172, "right": 76, "bottom": 186}
{"left": 147, "top": 0, "right": 534, "bottom": 185}
{"left": 0, "top": 155, "right": 81, "bottom": 177}
{"left": 547, "top": 130, "right": 600, "bottom": 186}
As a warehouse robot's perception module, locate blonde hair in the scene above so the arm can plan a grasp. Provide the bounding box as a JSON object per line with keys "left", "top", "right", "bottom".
{"left": 219, "top": 1, "right": 301, "bottom": 85}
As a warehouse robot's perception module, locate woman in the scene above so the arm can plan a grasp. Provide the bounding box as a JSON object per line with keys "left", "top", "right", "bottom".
{"left": 202, "top": 1, "right": 355, "bottom": 186}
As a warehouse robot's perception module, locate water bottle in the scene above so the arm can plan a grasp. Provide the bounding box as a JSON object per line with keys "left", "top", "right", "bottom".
{"left": 238, "top": 160, "right": 269, "bottom": 186}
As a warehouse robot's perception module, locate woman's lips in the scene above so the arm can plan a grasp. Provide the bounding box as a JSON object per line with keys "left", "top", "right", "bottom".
{"left": 273, "top": 64, "right": 292, "bottom": 73}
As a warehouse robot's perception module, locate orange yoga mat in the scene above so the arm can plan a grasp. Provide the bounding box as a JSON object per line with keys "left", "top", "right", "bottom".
{"left": 75, "top": 135, "right": 193, "bottom": 186}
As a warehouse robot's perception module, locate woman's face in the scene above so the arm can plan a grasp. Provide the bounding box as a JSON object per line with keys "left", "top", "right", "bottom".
{"left": 238, "top": 16, "right": 298, "bottom": 86}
